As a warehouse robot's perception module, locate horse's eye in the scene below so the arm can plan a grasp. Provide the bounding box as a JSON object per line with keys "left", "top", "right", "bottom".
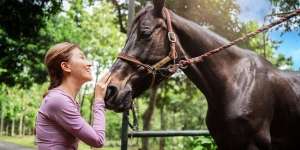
{"left": 140, "top": 30, "right": 152, "bottom": 39}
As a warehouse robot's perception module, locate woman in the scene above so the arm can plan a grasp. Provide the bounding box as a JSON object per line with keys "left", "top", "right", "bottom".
{"left": 35, "top": 42, "right": 110, "bottom": 149}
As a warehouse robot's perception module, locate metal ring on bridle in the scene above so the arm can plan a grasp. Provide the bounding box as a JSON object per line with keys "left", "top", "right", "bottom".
{"left": 168, "top": 32, "right": 177, "bottom": 43}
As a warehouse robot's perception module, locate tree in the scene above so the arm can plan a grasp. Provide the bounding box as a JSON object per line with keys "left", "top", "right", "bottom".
{"left": 0, "top": 84, "right": 46, "bottom": 136}
{"left": 0, "top": 0, "right": 62, "bottom": 87}
{"left": 166, "top": 0, "right": 240, "bottom": 40}
{"left": 0, "top": 0, "right": 62, "bottom": 38}
{"left": 238, "top": 21, "right": 294, "bottom": 69}
{"left": 106, "top": 0, "right": 241, "bottom": 40}
{"left": 269, "top": 0, "right": 300, "bottom": 33}
{"left": 44, "top": 1, "right": 125, "bottom": 65}
{"left": 141, "top": 86, "right": 158, "bottom": 150}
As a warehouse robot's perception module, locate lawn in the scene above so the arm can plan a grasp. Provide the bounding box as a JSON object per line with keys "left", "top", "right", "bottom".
{"left": 0, "top": 136, "right": 119, "bottom": 150}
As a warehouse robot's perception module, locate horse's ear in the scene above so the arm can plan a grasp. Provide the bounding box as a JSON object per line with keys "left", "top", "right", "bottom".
{"left": 152, "top": 0, "right": 165, "bottom": 16}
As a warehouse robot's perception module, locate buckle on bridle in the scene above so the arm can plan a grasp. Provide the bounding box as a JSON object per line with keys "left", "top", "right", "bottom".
{"left": 168, "top": 32, "right": 176, "bottom": 43}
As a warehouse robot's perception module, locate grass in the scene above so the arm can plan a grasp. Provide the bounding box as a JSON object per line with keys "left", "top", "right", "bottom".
{"left": 0, "top": 135, "right": 119, "bottom": 150}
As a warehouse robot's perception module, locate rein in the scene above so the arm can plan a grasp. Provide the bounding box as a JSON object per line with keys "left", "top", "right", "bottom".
{"left": 166, "top": 8, "right": 300, "bottom": 72}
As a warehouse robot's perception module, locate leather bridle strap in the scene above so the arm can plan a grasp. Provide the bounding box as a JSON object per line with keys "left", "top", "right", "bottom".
{"left": 165, "top": 7, "right": 177, "bottom": 60}
{"left": 118, "top": 53, "right": 154, "bottom": 72}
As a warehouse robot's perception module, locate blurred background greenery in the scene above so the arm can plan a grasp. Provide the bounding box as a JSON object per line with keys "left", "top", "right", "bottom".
{"left": 0, "top": 0, "right": 299, "bottom": 149}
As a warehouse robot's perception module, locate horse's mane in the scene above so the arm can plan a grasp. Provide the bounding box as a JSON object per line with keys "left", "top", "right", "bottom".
{"left": 169, "top": 10, "right": 245, "bottom": 55}
{"left": 132, "top": 5, "right": 245, "bottom": 55}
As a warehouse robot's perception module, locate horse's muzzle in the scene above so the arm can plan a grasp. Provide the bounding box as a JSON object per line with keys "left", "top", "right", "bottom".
{"left": 104, "top": 85, "right": 133, "bottom": 112}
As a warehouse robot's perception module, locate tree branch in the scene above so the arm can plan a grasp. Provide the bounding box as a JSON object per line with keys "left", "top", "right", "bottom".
{"left": 111, "top": 0, "right": 127, "bottom": 33}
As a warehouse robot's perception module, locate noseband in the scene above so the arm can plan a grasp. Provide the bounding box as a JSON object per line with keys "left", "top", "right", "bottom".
{"left": 117, "top": 8, "right": 178, "bottom": 87}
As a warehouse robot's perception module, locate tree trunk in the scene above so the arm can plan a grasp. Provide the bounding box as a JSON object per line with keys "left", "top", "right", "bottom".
{"left": 11, "top": 118, "right": 15, "bottom": 136}
{"left": 23, "top": 125, "right": 26, "bottom": 136}
{"left": 80, "top": 85, "right": 88, "bottom": 114}
{"left": 29, "top": 127, "right": 31, "bottom": 135}
{"left": 89, "top": 67, "right": 100, "bottom": 124}
{"left": 5, "top": 125, "right": 8, "bottom": 135}
{"left": 142, "top": 86, "right": 158, "bottom": 150}
{"left": 18, "top": 115, "right": 23, "bottom": 136}
{"left": 159, "top": 105, "right": 165, "bottom": 150}
{"left": 0, "top": 106, "right": 4, "bottom": 136}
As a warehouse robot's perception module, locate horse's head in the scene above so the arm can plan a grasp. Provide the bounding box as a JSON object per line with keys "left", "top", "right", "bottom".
{"left": 104, "top": 0, "right": 178, "bottom": 112}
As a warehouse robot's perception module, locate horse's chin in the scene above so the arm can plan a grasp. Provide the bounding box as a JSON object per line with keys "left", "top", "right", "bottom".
{"left": 105, "top": 89, "right": 133, "bottom": 112}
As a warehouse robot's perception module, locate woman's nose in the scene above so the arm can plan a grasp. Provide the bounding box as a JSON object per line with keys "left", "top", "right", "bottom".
{"left": 87, "top": 60, "right": 92, "bottom": 67}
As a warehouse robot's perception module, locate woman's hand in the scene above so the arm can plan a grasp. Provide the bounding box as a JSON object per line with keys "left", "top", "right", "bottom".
{"left": 95, "top": 72, "right": 111, "bottom": 100}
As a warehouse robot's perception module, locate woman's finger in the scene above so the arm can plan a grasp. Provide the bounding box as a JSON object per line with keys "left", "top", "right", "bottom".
{"left": 99, "top": 71, "right": 111, "bottom": 84}
{"left": 104, "top": 77, "right": 112, "bottom": 86}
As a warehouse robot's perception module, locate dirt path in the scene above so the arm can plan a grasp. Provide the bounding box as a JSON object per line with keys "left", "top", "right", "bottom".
{"left": 0, "top": 141, "right": 34, "bottom": 150}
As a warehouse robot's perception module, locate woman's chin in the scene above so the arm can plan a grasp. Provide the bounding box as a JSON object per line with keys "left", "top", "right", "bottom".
{"left": 82, "top": 75, "right": 93, "bottom": 82}
{"left": 87, "top": 76, "right": 93, "bottom": 81}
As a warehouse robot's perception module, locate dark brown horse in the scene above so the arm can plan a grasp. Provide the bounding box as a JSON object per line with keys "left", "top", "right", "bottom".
{"left": 104, "top": 0, "right": 300, "bottom": 149}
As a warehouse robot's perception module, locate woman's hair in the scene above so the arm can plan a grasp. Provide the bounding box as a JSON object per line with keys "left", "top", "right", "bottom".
{"left": 43, "top": 42, "right": 79, "bottom": 97}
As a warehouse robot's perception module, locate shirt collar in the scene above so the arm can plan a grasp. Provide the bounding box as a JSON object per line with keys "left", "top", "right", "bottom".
{"left": 51, "top": 88, "right": 80, "bottom": 106}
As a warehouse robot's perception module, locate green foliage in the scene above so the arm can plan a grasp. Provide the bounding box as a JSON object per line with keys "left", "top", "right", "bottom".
{"left": 0, "top": 0, "right": 126, "bottom": 87}
{"left": 155, "top": 76, "right": 207, "bottom": 130}
{"left": 106, "top": 0, "right": 241, "bottom": 38}
{"left": 0, "top": 28, "right": 50, "bottom": 87}
{"left": 238, "top": 21, "right": 294, "bottom": 69}
{"left": 44, "top": 1, "right": 126, "bottom": 65}
{"left": 269, "top": 0, "right": 300, "bottom": 33}
{"left": 0, "top": 0, "right": 62, "bottom": 87}
{"left": 185, "top": 136, "right": 217, "bottom": 150}
{"left": 0, "top": 83, "right": 47, "bottom": 135}
{"left": 0, "top": 0, "right": 62, "bottom": 38}
{"left": 275, "top": 54, "right": 293, "bottom": 68}
{"left": 105, "top": 111, "right": 122, "bottom": 140}
{"left": 166, "top": 0, "right": 240, "bottom": 40}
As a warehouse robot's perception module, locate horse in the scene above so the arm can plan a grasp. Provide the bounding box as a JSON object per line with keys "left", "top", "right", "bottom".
{"left": 103, "top": 0, "right": 300, "bottom": 149}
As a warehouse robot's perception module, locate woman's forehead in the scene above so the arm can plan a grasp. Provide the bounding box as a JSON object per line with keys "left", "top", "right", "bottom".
{"left": 71, "top": 48, "right": 84, "bottom": 55}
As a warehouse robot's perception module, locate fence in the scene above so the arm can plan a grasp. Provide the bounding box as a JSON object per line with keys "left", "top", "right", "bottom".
{"left": 120, "top": 111, "right": 210, "bottom": 150}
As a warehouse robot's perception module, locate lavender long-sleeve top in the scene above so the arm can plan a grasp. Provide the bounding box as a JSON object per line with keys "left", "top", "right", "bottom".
{"left": 35, "top": 88, "right": 105, "bottom": 150}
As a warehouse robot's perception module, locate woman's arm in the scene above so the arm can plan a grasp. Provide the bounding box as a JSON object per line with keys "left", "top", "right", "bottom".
{"left": 47, "top": 95, "right": 105, "bottom": 148}
{"left": 47, "top": 72, "right": 111, "bottom": 147}
{"left": 76, "top": 99, "right": 106, "bottom": 147}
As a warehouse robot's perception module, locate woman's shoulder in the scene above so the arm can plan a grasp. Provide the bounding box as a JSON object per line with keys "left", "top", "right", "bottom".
{"left": 46, "top": 88, "right": 73, "bottom": 100}
{"left": 43, "top": 88, "right": 75, "bottom": 111}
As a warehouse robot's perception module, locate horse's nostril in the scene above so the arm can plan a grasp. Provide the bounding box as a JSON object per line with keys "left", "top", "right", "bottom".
{"left": 105, "top": 85, "right": 118, "bottom": 101}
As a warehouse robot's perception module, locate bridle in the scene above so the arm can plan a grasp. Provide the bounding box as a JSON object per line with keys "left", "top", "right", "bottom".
{"left": 117, "top": 7, "right": 300, "bottom": 88}
{"left": 117, "top": 7, "right": 179, "bottom": 88}
{"left": 108, "top": 6, "right": 300, "bottom": 128}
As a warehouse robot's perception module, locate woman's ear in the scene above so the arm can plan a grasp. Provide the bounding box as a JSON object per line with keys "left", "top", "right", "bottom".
{"left": 61, "top": 61, "right": 71, "bottom": 73}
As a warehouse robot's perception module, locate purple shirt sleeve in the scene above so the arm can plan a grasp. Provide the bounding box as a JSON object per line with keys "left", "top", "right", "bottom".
{"left": 46, "top": 94, "right": 105, "bottom": 148}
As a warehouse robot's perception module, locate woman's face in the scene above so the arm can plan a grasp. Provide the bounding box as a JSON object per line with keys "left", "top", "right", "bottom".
{"left": 66, "top": 48, "right": 92, "bottom": 83}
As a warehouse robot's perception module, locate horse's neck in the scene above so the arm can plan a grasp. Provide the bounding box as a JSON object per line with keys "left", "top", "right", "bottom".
{"left": 171, "top": 12, "right": 243, "bottom": 101}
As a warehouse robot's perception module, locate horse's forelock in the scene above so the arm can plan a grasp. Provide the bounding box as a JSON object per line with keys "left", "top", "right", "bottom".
{"left": 153, "top": 0, "right": 165, "bottom": 15}
{"left": 127, "top": 5, "right": 154, "bottom": 38}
